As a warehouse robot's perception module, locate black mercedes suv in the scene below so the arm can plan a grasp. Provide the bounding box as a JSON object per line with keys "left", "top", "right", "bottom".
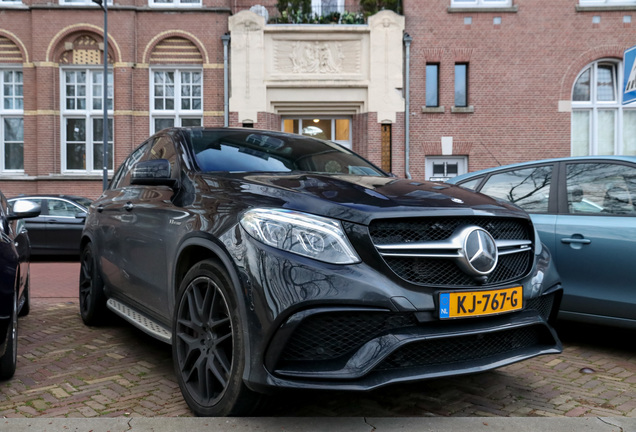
{"left": 79, "top": 127, "right": 562, "bottom": 416}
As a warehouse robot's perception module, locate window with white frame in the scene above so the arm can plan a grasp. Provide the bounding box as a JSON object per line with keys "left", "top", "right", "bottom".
{"left": 425, "top": 156, "right": 467, "bottom": 181}
{"left": 150, "top": 69, "right": 202, "bottom": 134}
{"left": 571, "top": 60, "right": 636, "bottom": 156}
{"left": 149, "top": 0, "right": 200, "bottom": 8}
{"left": 61, "top": 68, "right": 114, "bottom": 173}
{"left": 312, "top": 0, "right": 344, "bottom": 15}
{"left": 579, "top": 0, "right": 636, "bottom": 6}
{"left": 1, "top": 0, "right": 23, "bottom": 5}
{"left": 450, "top": 0, "right": 512, "bottom": 8}
{"left": 1, "top": 69, "right": 23, "bottom": 172}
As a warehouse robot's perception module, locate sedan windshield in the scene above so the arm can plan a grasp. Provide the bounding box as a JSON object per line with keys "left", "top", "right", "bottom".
{"left": 187, "top": 129, "right": 385, "bottom": 176}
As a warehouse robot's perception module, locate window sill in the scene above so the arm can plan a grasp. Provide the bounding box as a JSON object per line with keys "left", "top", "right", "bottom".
{"left": 422, "top": 106, "right": 445, "bottom": 114}
{"left": 0, "top": 172, "right": 29, "bottom": 179}
{"left": 451, "top": 106, "right": 475, "bottom": 113}
{"left": 0, "top": 3, "right": 28, "bottom": 9}
{"left": 447, "top": 6, "right": 518, "bottom": 13}
{"left": 576, "top": 5, "right": 636, "bottom": 11}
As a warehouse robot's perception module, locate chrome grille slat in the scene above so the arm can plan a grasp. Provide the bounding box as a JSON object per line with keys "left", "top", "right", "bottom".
{"left": 369, "top": 217, "right": 534, "bottom": 287}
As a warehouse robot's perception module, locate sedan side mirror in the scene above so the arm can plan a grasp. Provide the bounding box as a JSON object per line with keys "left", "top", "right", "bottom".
{"left": 131, "top": 159, "right": 177, "bottom": 188}
{"left": 8, "top": 200, "right": 41, "bottom": 220}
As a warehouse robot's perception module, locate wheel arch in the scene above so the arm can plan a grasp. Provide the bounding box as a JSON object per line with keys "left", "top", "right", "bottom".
{"left": 173, "top": 235, "right": 253, "bottom": 375}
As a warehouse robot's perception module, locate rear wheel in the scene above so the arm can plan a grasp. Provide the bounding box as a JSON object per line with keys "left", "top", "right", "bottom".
{"left": 172, "top": 259, "right": 263, "bottom": 417}
{"left": 0, "top": 290, "right": 18, "bottom": 380}
{"left": 79, "top": 242, "right": 108, "bottom": 325}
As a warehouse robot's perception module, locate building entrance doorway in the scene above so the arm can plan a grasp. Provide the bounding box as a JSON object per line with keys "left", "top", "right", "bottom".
{"left": 282, "top": 117, "right": 352, "bottom": 149}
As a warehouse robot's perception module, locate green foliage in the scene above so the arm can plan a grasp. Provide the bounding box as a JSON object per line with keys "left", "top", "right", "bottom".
{"left": 359, "top": 0, "right": 401, "bottom": 15}
{"left": 274, "top": 0, "right": 367, "bottom": 24}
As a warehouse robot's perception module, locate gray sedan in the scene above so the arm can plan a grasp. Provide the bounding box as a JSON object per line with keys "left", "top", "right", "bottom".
{"left": 8, "top": 195, "right": 92, "bottom": 256}
{"left": 447, "top": 156, "right": 636, "bottom": 329}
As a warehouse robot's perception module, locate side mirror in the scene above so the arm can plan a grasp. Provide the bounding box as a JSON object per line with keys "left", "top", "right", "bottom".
{"left": 131, "top": 159, "right": 177, "bottom": 188}
{"left": 75, "top": 211, "right": 88, "bottom": 220}
{"left": 8, "top": 200, "right": 41, "bottom": 220}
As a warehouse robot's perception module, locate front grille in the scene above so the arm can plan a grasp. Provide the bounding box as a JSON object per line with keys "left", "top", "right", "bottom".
{"left": 369, "top": 217, "right": 531, "bottom": 245}
{"left": 369, "top": 217, "right": 534, "bottom": 287}
{"left": 384, "top": 251, "right": 532, "bottom": 287}
{"left": 277, "top": 292, "right": 557, "bottom": 366}
{"left": 526, "top": 293, "right": 555, "bottom": 321}
{"left": 376, "top": 324, "right": 554, "bottom": 371}
{"left": 281, "top": 312, "right": 418, "bottom": 362}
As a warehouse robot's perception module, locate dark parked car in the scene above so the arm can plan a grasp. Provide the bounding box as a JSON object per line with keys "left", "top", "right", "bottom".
{"left": 80, "top": 127, "right": 563, "bottom": 416}
{"left": 447, "top": 156, "right": 636, "bottom": 328}
{"left": 8, "top": 195, "right": 91, "bottom": 256}
{"left": 0, "top": 190, "right": 40, "bottom": 379}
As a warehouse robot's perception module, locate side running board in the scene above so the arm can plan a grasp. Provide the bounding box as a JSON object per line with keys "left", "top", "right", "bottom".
{"left": 106, "top": 299, "right": 172, "bottom": 344}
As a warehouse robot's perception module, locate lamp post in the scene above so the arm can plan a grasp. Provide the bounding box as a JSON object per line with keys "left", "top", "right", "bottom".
{"left": 92, "top": 0, "right": 109, "bottom": 190}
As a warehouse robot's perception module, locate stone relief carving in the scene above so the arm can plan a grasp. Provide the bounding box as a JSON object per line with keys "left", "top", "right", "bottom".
{"left": 274, "top": 40, "right": 360, "bottom": 76}
{"left": 289, "top": 41, "right": 344, "bottom": 74}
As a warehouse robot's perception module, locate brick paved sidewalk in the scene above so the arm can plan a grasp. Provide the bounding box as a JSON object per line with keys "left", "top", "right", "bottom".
{"left": 1, "top": 261, "right": 635, "bottom": 418}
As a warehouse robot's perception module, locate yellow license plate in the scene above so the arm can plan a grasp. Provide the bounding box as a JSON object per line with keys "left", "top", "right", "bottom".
{"left": 439, "top": 287, "right": 523, "bottom": 319}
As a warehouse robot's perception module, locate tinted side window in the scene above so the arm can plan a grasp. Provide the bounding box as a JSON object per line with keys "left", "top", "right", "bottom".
{"left": 47, "top": 199, "right": 82, "bottom": 217}
{"left": 457, "top": 177, "right": 483, "bottom": 191}
{"left": 479, "top": 165, "right": 552, "bottom": 213}
{"left": 566, "top": 162, "right": 636, "bottom": 215}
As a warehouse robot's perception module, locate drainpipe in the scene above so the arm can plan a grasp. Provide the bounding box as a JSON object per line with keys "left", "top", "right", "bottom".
{"left": 221, "top": 33, "right": 231, "bottom": 127}
{"left": 403, "top": 33, "right": 412, "bottom": 179}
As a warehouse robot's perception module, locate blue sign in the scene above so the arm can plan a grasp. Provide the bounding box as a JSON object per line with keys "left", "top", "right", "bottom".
{"left": 625, "top": 45, "right": 636, "bottom": 105}
{"left": 439, "top": 293, "right": 450, "bottom": 318}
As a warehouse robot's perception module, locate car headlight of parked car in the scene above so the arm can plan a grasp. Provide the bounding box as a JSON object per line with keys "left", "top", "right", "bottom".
{"left": 240, "top": 208, "right": 361, "bottom": 264}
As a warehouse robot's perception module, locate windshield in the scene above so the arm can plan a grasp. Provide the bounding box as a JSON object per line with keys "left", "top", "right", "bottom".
{"left": 187, "top": 129, "right": 385, "bottom": 177}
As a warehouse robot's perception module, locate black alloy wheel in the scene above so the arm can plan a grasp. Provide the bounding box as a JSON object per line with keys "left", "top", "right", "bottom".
{"left": 0, "top": 290, "right": 18, "bottom": 380}
{"left": 79, "top": 242, "right": 108, "bottom": 325}
{"left": 173, "top": 259, "right": 262, "bottom": 417}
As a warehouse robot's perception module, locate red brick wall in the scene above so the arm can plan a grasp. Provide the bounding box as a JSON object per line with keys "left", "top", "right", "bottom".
{"left": 0, "top": 1, "right": 231, "bottom": 198}
{"left": 404, "top": 0, "right": 636, "bottom": 179}
{"left": 2, "top": 0, "right": 634, "bottom": 198}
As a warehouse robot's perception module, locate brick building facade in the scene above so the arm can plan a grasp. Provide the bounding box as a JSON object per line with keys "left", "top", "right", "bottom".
{"left": 0, "top": 0, "right": 634, "bottom": 199}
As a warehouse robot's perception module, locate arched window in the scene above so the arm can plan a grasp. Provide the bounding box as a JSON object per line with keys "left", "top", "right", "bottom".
{"left": 571, "top": 59, "right": 636, "bottom": 156}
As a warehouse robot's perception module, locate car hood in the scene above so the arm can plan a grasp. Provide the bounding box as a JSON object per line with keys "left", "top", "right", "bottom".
{"left": 201, "top": 173, "right": 528, "bottom": 225}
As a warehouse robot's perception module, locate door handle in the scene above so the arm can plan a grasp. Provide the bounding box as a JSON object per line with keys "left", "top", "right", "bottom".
{"left": 124, "top": 202, "right": 134, "bottom": 211}
{"left": 97, "top": 205, "right": 104, "bottom": 213}
{"left": 561, "top": 238, "right": 591, "bottom": 245}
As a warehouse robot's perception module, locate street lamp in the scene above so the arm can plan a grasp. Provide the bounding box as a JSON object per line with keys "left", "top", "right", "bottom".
{"left": 92, "top": 0, "right": 109, "bottom": 190}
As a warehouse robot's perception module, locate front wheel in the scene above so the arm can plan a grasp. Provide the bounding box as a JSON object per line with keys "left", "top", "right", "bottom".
{"left": 172, "top": 259, "right": 263, "bottom": 417}
{"left": 0, "top": 290, "right": 18, "bottom": 380}
{"left": 79, "top": 242, "right": 109, "bottom": 326}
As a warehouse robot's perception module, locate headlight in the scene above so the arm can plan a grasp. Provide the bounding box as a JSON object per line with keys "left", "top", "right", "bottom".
{"left": 240, "top": 208, "right": 361, "bottom": 264}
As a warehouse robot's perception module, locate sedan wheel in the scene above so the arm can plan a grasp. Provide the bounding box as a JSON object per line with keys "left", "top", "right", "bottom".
{"left": 79, "top": 242, "right": 108, "bottom": 325}
{"left": 173, "top": 259, "right": 262, "bottom": 416}
{"left": 0, "top": 290, "right": 18, "bottom": 380}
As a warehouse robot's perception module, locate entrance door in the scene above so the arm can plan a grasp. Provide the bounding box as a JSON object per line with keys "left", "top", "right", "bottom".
{"left": 283, "top": 117, "right": 352, "bottom": 149}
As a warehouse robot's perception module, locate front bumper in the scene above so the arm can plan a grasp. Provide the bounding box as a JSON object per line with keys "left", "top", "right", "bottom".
{"left": 263, "top": 289, "right": 561, "bottom": 390}
{"left": 226, "top": 228, "right": 562, "bottom": 393}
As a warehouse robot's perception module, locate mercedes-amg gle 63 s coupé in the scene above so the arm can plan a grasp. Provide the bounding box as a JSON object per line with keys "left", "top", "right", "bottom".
{"left": 79, "top": 127, "right": 562, "bottom": 416}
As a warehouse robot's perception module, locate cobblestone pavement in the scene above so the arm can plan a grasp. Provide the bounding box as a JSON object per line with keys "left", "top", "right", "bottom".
{"left": 1, "top": 261, "right": 636, "bottom": 418}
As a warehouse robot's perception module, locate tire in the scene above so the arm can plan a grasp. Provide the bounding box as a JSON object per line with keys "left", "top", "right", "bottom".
{"left": 79, "top": 242, "right": 109, "bottom": 326}
{"left": 172, "top": 259, "right": 263, "bottom": 417}
{"left": 18, "top": 274, "right": 30, "bottom": 318}
{"left": 0, "top": 290, "right": 18, "bottom": 380}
